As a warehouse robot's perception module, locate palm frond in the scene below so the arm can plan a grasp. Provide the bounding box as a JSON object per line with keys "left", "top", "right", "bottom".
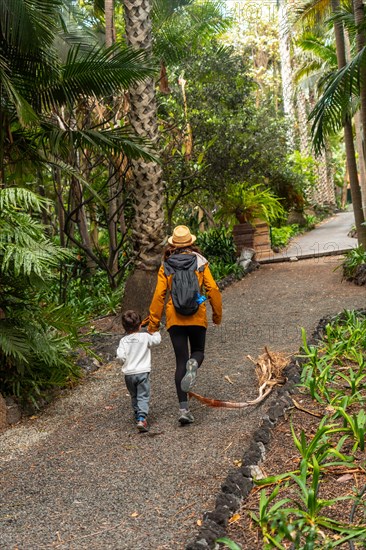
{"left": 292, "top": 0, "right": 334, "bottom": 27}
{"left": 152, "top": 0, "right": 230, "bottom": 65}
{"left": 0, "top": 0, "right": 60, "bottom": 54}
{"left": 297, "top": 33, "right": 337, "bottom": 65}
{"left": 38, "top": 44, "right": 156, "bottom": 111}
{"left": 39, "top": 123, "right": 160, "bottom": 163}
{"left": 0, "top": 187, "right": 72, "bottom": 279}
{"left": 0, "top": 321, "right": 30, "bottom": 362}
{"left": 310, "top": 46, "right": 365, "bottom": 152}
{"left": 0, "top": 187, "right": 48, "bottom": 212}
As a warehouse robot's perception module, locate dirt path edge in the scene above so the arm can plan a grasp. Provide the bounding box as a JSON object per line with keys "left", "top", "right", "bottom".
{"left": 185, "top": 358, "right": 302, "bottom": 549}
{"left": 186, "top": 308, "right": 366, "bottom": 549}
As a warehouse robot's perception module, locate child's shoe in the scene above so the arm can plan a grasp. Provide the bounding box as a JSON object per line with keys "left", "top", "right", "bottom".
{"left": 181, "top": 358, "right": 198, "bottom": 392}
{"left": 136, "top": 417, "right": 148, "bottom": 432}
{"left": 178, "top": 409, "right": 195, "bottom": 425}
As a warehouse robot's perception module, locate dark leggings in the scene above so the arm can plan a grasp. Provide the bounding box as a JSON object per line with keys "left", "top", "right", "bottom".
{"left": 168, "top": 325, "right": 206, "bottom": 404}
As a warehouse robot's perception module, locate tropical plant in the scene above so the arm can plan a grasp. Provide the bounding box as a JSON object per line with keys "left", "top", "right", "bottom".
{"left": 0, "top": 187, "right": 85, "bottom": 406}
{"left": 296, "top": 0, "right": 366, "bottom": 247}
{"left": 270, "top": 224, "right": 300, "bottom": 248}
{"left": 217, "top": 183, "right": 286, "bottom": 226}
{"left": 340, "top": 245, "right": 366, "bottom": 279}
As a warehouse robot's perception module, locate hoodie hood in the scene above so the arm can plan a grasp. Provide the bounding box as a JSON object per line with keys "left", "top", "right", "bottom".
{"left": 164, "top": 253, "right": 197, "bottom": 275}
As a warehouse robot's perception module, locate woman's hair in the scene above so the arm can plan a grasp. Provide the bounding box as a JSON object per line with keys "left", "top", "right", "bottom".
{"left": 163, "top": 244, "right": 202, "bottom": 260}
{"left": 121, "top": 310, "right": 141, "bottom": 333}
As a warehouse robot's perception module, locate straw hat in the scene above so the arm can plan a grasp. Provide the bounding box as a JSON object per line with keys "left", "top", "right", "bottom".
{"left": 168, "top": 225, "right": 196, "bottom": 248}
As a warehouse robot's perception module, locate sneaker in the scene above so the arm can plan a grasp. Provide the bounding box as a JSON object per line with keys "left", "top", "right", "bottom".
{"left": 178, "top": 409, "right": 195, "bottom": 425}
{"left": 181, "top": 358, "right": 198, "bottom": 393}
{"left": 136, "top": 417, "right": 148, "bottom": 432}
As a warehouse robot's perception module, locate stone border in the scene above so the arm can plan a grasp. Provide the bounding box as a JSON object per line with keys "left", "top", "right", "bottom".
{"left": 185, "top": 357, "right": 302, "bottom": 549}
{"left": 185, "top": 309, "right": 366, "bottom": 549}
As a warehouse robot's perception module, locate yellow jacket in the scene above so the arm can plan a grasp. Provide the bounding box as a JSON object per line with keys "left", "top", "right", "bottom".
{"left": 148, "top": 255, "right": 222, "bottom": 332}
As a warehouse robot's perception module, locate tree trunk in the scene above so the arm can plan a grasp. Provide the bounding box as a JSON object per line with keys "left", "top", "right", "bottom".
{"left": 71, "top": 176, "right": 97, "bottom": 273}
{"left": 353, "top": 0, "right": 366, "bottom": 215}
{"left": 354, "top": 110, "right": 366, "bottom": 213}
{"left": 122, "top": 0, "right": 165, "bottom": 313}
{"left": 332, "top": 0, "right": 366, "bottom": 246}
{"left": 105, "top": 0, "right": 116, "bottom": 48}
{"left": 278, "top": 0, "right": 296, "bottom": 149}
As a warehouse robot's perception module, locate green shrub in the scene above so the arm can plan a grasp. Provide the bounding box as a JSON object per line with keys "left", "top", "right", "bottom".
{"left": 0, "top": 188, "right": 86, "bottom": 407}
{"left": 46, "top": 268, "right": 123, "bottom": 317}
{"left": 209, "top": 259, "right": 244, "bottom": 282}
{"left": 340, "top": 246, "right": 366, "bottom": 279}
{"left": 271, "top": 224, "right": 299, "bottom": 248}
{"left": 196, "top": 227, "right": 245, "bottom": 282}
{"left": 196, "top": 227, "right": 236, "bottom": 264}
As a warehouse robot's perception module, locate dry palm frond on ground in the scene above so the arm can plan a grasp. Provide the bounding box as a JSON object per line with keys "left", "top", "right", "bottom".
{"left": 189, "top": 347, "right": 288, "bottom": 408}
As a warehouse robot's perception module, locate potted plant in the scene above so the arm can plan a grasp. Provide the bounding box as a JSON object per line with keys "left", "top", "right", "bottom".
{"left": 217, "top": 183, "right": 286, "bottom": 256}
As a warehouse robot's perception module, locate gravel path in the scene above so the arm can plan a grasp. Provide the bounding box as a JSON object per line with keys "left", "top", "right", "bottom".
{"left": 0, "top": 256, "right": 364, "bottom": 550}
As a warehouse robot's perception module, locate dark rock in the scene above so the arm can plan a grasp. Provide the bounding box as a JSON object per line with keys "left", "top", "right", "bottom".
{"left": 254, "top": 427, "right": 271, "bottom": 445}
{"left": 354, "top": 265, "right": 366, "bottom": 286}
{"left": 77, "top": 357, "right": 101, "bottom": 374}
{"left": 215, "top": 492, "right": 241, "bottom": 512}
{"left": 221, "top": 477, "right": 242, "bottom": 498}
{"left": 240, "top": 465, "right": 252, "bottom": 478}
{"left": 242, "top": 442, "right": 263, "bottom": 466}
{"left": 198, "top": 519, "right": 226, "bottom": 545}
{"left": 224, "top": 471, "right": 252, "bottom": 498}
{"left": 268, "top": 404, "right": 285, "bottom": 422}
{"left": 185, "top": 540, "right": 210, "bottom": 550}
{"left": 5, "top": 397, "right": 22, "bottom": 425}
{"left": 204, "top": 508, "right": 231, "bottom": 527}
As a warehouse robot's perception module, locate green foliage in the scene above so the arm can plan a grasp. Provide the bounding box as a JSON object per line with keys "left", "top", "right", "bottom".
{"left": 300, "top": 312, "right": 366, "bottom": 407}
{"left": 286, "top": 150, "right": 317, "bottom": 196}
{"left": 246, "top": 310, "right": 366, "bottom": 549}
{"left": 195, "top": 227, "right": 244, "bottom": 282}
{"left": 340, "top": 246, "right": 366, "bottom": 279}
{"left": 270, "top": 224, "right": 299, "bottom": 248}
{"left": 0, "top": 187, "right": 71, "bottom": 279}
{"left": 46, "top": 268, "right": 123, "bottom": 317}
{"left": 215, "top": 537, "right": 242, "bottom": 550}
{"left": 0, "top": 188, "right": 85, "bottom": 406}
{"left": 208, "top": 260, "right": 244, "bottom": 282}
{"left": 196, "top": 227, "right": 236, "bottom": 264}
{"left": 160, "top": 42, "right": 310, "bottom": 218}
{"left": 217, "top": 183, "right": 286, "bottom": 226}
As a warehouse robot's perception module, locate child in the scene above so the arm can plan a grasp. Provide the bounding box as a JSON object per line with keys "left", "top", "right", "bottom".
{"left": 116, "top": 310, "right": 161, "bottom": 432}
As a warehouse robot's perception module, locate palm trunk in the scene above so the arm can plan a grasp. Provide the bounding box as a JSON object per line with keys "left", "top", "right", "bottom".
{"left": 105, "top": 0, "right": 116, "bottom": 48}
{"left": 122, "top": 0, "right": 165, "bottom": 315}
{"left": 354, "top": 110, "right": 366, "bottom": 213}
{"left": 332, "top": 0, "right": 366, "bottom": 246}
{"left": 278, "top": 0, "right": 296, "bottom": 149}
{"left": 353, "top": 0, "right": 366, "bottom": 214}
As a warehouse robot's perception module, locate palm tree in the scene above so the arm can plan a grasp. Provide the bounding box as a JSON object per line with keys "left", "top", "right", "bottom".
{"left": 121, "top": 0, "right": 230, "bottom": 313}
{"left": 122, "top": 0, "right": 165, "bottom": 314}
{"left": 331, "top": 0, "right": 366, "bottom": 246}
{"left": 296, "top": 0, "right": 366, "bottom": 246}
{"left": 278, "top": 0, "right": 297, "bottom": 148}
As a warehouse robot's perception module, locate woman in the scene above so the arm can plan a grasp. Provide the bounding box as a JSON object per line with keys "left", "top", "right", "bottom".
{"left": 148, "top": 225, "right": 222, "bottom": 425}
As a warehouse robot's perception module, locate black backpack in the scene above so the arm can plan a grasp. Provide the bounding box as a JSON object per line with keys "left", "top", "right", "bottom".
{"left": 164, "top": 254, "right": 200, "bottom": 316}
